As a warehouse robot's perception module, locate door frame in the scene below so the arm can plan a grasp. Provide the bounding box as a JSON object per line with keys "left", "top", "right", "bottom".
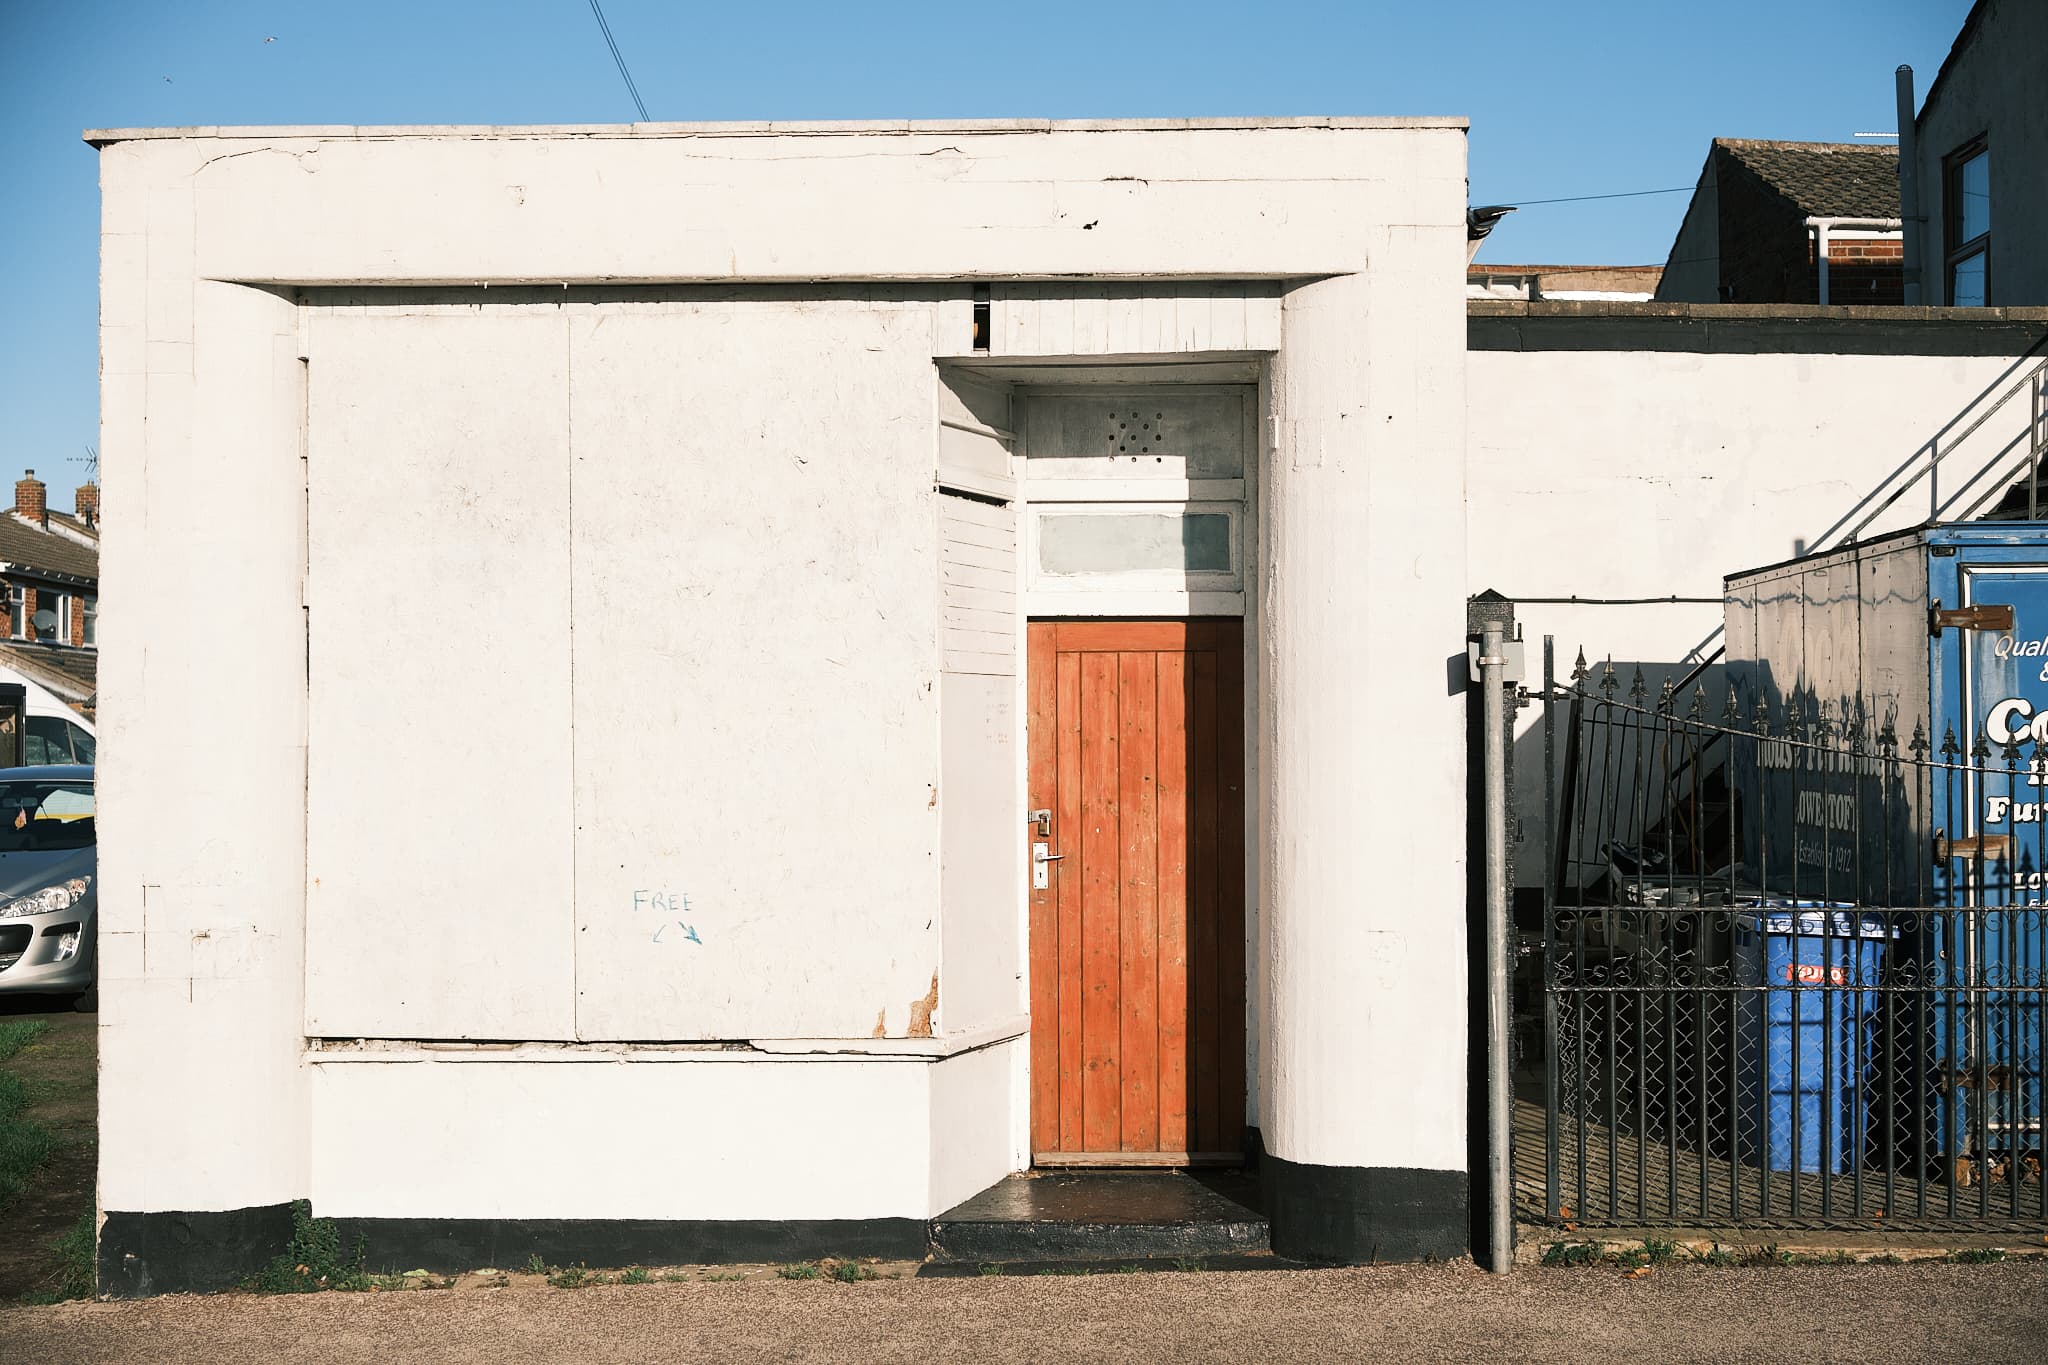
{"left": 1004, "top": 372, "right": 1265, "bottom": 1172}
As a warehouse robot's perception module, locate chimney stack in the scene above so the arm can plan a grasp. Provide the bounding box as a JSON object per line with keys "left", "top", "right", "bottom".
{"left": 14, "top": 470, "right": 46, "bottom": 527}
{"left": 75, "top": 482, "right": 99, "bottom": 526}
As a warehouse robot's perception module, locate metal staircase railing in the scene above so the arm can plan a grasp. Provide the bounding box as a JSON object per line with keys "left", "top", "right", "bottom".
{"left": 1662, "top": 350, "right": 2048, "bottom": 702}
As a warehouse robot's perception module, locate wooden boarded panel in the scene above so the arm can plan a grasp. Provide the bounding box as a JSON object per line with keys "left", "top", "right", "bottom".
{"left": 1027, "top": 619, "right": 1244, "bottom": 1163}
{"left": 1079, "top": 649, "right": 1122, "bottom": 1154}
{"left": 1027, "top": 628, "right": 1060, "bottom": 1156}
{"left": 304, "top": 310, "right": 574, "bottom": 1040}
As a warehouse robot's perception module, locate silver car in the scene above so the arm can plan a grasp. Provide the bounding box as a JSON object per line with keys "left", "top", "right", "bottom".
{"left": 0, "top": 765, "right": 96, "bottom": 1007}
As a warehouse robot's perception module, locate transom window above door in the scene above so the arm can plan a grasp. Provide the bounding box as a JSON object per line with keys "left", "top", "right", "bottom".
{"left": 1020, "top": 388, "right": 1252, "bottom": 501}
{"left": 1017, "top": 385, "right": 1253, "bottom": 615}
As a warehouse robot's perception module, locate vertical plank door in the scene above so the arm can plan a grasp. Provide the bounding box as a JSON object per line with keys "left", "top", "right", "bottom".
{"left": 1027, "top": 619, "right": 1246, "bottom": 1164}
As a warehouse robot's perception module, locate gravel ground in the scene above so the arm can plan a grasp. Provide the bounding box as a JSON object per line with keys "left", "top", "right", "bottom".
{"left": 6, "top": 1261, "right": 2047, "bottom": 1364}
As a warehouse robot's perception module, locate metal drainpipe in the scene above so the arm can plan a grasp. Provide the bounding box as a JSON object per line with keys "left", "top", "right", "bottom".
{"left": 1479, "top": 625, "right": 1513, "bottom": 1272}
{"left": 1897, "top": 65, "right": 1924, "bottom": 305}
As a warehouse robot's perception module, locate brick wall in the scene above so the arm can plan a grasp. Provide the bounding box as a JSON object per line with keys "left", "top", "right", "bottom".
{"left": 3, "top": 578, "right": 92, "bottom": 647}
{"left": 1811, "top": 237, "right": 1905, "bottom": 305}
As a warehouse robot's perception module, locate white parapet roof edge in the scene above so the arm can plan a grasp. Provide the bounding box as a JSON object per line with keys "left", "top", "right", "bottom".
{"left": 84, "top": 115, "right": 1469, "bottom": 146}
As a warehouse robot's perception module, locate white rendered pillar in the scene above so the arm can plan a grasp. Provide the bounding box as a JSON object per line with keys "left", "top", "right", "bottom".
{"left": 1258, "top": 257, "right": 1470, "bottom": 1261}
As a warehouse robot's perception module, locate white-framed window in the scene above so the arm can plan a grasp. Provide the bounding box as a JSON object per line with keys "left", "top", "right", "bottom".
{"left": 80, "top": 596, "right": 96, "bottom": 648}
{"left": 5, "top": 586, "right": 21, "bottom": 641}
{"left": 31, "top": 589, "right": 64, "bottom": 644}
{"left": 1026, "top": 501, "right": 1243, "bottom": 595}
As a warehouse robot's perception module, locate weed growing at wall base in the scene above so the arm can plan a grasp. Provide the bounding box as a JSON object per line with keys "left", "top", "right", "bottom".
{"left": 249, "top": 1202, "right": 372, "bottom": 1293}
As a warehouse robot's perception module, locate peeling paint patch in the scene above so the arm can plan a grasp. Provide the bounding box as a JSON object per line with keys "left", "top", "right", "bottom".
{"left": 871, "top": 1009, "right": 888, "bottom": 1039}
{"left": 907, "top": 973, "right": 939, "bottom": 1038}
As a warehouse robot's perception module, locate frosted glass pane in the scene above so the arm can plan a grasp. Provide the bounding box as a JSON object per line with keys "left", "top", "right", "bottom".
{"left": 1039, "top": 514, "right": 1231, "bottom": 574}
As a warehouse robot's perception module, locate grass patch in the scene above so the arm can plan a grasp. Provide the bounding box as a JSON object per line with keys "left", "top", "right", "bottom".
{"left": 0, "top": 1019, "right": 60, "bottom": 1211}
{"left": 1172, "top": 1258, "right": 1208, "bottom": 1273}
{"left": 248, "top": 1201, "right": 372, "bottom": 1293}
{"left": 0, "top": 1019, "right": 50, "bottom": 1064}
{"left": 1950, "top": 1248, "right": 2006, "bottom": 1264}
{"left": 830, "top": 1259, "right": 877, "bottom": 1283}
{"left": 19, "top": 1210, "right": 95, "bottom": 1304}
{"left": 1688, "top": 1243, "right": 1738, "bottom": 1267}
{"left": 548, "top": 1263, "right": 604, "bottom": 1289}
{"left": 619, "top": 1266, "right": 652, "bottom": 1284}
{"left": 777, "top": 1262, "right": 823, "bottom": 1281}
{"left": 0, "top": 1071, "right": 58, "bottom": 1214}
{"left": 697, "top": 1270, "right": 744, "bottom": 1282}
{"left": 1736, "top": 1244, "right": 1790, "bottom": 1268}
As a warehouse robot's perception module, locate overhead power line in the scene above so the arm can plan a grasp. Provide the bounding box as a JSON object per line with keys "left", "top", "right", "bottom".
{"left": 585, "top": 0, "right": 650, "bottom": 123}
{"left": 1502, "top": 187, "right": 1694, "bottom": 207}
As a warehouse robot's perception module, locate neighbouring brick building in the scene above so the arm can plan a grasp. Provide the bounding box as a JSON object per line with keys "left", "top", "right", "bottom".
{"left": 0, "top": 469, "right": 100, "bottom": 727}
{"left": 1656, "top": 139, "right": 1903, "bottom": 305}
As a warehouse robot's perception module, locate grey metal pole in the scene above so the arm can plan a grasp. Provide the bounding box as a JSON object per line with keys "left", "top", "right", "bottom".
{"left": 1480, "top": 626, "right": 1514, "bottom": 1272}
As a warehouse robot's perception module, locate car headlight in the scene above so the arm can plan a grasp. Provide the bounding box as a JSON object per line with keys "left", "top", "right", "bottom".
{"left": 0, "top": 877, "right": 92, "bottom": 919}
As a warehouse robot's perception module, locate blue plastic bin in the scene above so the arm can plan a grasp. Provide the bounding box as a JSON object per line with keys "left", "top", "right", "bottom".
{"left": 1735, "top": 910, "right": 1890, "bottom": 1174}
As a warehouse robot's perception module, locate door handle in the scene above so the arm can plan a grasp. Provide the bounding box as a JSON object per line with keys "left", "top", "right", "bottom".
{"left": 1032, "top": 841, "right": 1064, "bottom": 889}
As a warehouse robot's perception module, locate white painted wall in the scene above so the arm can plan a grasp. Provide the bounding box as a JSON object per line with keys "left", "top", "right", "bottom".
{"left": 1468, "top": 328, "right": 2048, "bottom": 884}
{"left": 98, "top": 119, "right": 1471, "bottom": 1222}
{"left": 1260, "top": 236, "right": 1471, "bottom": 1176}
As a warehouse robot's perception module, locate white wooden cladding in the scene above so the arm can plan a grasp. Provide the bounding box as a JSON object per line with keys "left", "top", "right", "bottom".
{"left": 988, "top": 282, "right": 1282, "bottom": 357}
{"left": 940, "top": 493, "right": 1018, "bottom": 677}
{"left": 936, "top": 369, "right": 1016, "bottom": 501}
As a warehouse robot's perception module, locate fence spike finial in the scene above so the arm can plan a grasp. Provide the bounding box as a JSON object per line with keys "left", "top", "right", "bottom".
{"left": 1911, "top": 719, "right": 1929, "bottom": 760}
{"left": 1723, "top": 683, "right": 1741, "bottom": 725}
{"left": 1629, "top": 666, "right": 1649, "bottom": 704}
{"left": 1571, "top": 648, "right": 1589, "bottom": 685}
{"left": 1973, "top": 728, "right": 1993, "bottom": 766}
{"left": 1877, "top": 714, "right": 1898, "bottom": 757}
{"left": 1687, "top": 686, "right": 1706, "bottom": 723}
{"left": 1657, "top": 675, "right": 1676, "bottom": 714}
{"left": 1753, "top": 695, "right": 1772, "bottom": 737}
{"left": 1599, "top": 659, "right": 1618, "bottom": 700}
{"left": 1816, "top": 700, "right": 1836, "bottom": 744}
{"left": 1940, "top": 722, "right": 1960, "bottom": 761}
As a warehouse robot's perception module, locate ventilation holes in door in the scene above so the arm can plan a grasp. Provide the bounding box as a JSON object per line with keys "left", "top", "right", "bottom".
{"left": 1106, "top": 411, "right": 1169, "bottom": 462}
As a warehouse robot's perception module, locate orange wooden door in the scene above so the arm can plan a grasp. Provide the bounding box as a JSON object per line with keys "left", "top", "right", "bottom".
{"left": 1027, "top": 619, "right": 1246, "bottom": 1164}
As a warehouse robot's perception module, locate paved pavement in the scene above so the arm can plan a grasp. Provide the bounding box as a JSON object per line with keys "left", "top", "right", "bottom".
{"left": 7, "top": 1260, "right": 2047, "bottom": 1363}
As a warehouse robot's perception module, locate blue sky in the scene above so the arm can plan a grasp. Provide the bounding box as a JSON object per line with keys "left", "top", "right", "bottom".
{"left": 0, "top": 0, "right": 1974, "bottom": 479}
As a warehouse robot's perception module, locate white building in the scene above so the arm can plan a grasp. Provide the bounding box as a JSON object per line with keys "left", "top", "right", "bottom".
{"left": 92, "top": 119, "right": 1474, "bottom": 1292}
{"left": 89, "top": 116, "right": 2048, "bottom": 1296}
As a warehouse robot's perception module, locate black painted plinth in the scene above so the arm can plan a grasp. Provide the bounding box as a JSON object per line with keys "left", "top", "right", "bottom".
{"left": 96, "top": 1206, "right": 928, "bottom": 1297}
{"left": 1260, "top": 1157, "right": 1469, "bottom": 1264}
{"left": 930, "top": 1171, "right": 1269, "bottom": 1264}
{"left": 333, "top": 1216, "right": 929, "bottom": 1274}
{"left": 99, "top": 1204, "right": 298, "bottom": 1298}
